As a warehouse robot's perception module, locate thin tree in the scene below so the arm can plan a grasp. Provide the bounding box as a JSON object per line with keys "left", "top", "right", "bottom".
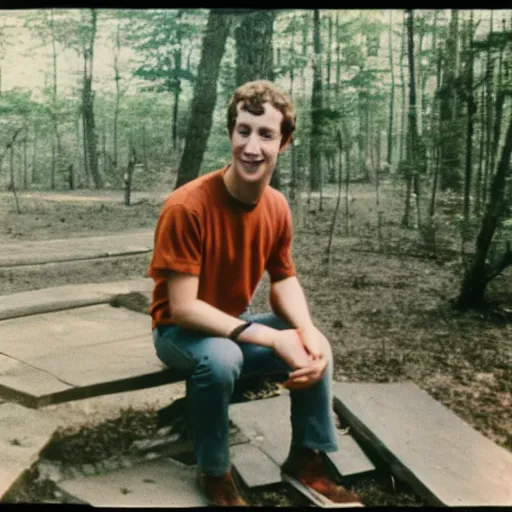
{"left": 112, "top": 19, "right": 121, "bottom": 174}
{"left": 462, "top": 11, "right": 476, "bottom": 232}
{"left": 309, "top": 9, "right": 323, "bottom": 194}
{"left": 386, "top": 10, "right": 395, "bottom": 172}
{"left": 82, "top": 9, "right": 102, "bottom": 188}
{"left": 326, "top": 128, "right": 343, "bottom": 267}
{"left": 402, "top": 9, "right": 421, "bottom": 229}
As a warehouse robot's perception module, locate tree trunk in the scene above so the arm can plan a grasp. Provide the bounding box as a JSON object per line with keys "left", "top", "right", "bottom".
{"left": 326, "top": 129, "right": 343, "bottom": 266}
{"left": 174, "top": 10, "right": 231, "bottom": 190}
{"left": 309, "top": 9, "right": 323, "bottom": 193}
{"left": 398, "top": 16, "right": 407, "bottom": 163}
{"left": 463, "top": 12, "right": 475, "bottom": 230}
{"left": 31, "top": 122, "right": 38, "bottom": 184}
{"left": 23, "top": 132, "right": 28, "bottom": 189}
{"left": 402, "top": 9, "right": 421, "bottom": 229}
{"left": 301, "top": 12, "right": 309, "bottom": 94}
{"left": 82, "top": 9, "right": 102, "bottom": 189}
{"left": 51, "top": 142, "right": 56, "bottom": 189}
{"left": 387, "top": 10, "right": 395, "bottom": 171}
{"left": 289, "top": 14, "right": 296, "bottom": 96}
{"left": 124, "top": 144, "right": 137, "bottom": 207}
{"left": 326, "top": 13, "right": 333, "bottom": 101}
{"left": 429, "top": 22, "right": 443, "bottom": 219}
{"left": 456, "top": 116, "right": 512, "bottom": 309}
{"left": 439, "top": 9, "right": 462, "bottom": 192}
{"left": 475, "top": 75, "right": 485, "bottom": 216}
{"left": 335, "top": 12, "right": 341, "bottom": 100}
{"left": 171, "top": 15, "right": 183, "bottom": 152}
{"left": 234, "top": 11, "right": 275, "bottom": 86}
{"left": 489, "top": 39, "right": 505, "bottom": 186}
{"left": 113, "top": 20, "right": 121, "bottom": 173}
{"left": 142, "top": 124, "right": 149, "bottom": 178}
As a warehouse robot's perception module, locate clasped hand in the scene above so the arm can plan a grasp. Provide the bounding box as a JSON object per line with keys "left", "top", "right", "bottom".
{"left": 272, "top": 327, "right": 330, "bottom": 390}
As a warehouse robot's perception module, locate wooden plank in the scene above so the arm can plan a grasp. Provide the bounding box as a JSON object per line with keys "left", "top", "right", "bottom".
{"left": 0, "top": 402, "right": 59, "bottom": 500}
{"left": 0, "top": 305, "right": 151, "bottom": 363}
{"left": 332, "top": 381, "right": 512, "bottom": 506}
{"left": 329, "top": 433, "right": 375, "bottom": 478}
{"left": 231, "top": 443, "right": 282, "bottom": 488}
{"left": 0, "top": 278, "right": 152, "bottom": 321}
{"left": 0, "top": 306, "right": 189, "bottom": 408}
{"left": 0, "top": 353, "right": 73, "bottom": 407}
{"left": 0, "top": 231, "right": 154, "bottom": 267}
{"left": 229, "top": 394, "right": 375, "bottom": 479}
{"left": 30, "top": 335, "right": 166, "bottom": 387}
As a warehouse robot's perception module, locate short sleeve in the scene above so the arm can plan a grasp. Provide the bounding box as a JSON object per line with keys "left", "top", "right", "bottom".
{"left": 149, "top": 203, "right": 202, "bottom": 277}
{"left": 266, "top": 202, "right": 296, "bottom": 283}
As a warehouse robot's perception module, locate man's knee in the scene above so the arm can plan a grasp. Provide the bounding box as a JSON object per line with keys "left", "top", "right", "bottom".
{"left": 193, "top": 339, "right": 244, "bottom": 388}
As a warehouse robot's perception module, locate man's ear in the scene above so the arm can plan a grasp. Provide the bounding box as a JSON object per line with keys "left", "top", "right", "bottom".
{"left": 279, "top": 134, "right": 293, "bottom": 153}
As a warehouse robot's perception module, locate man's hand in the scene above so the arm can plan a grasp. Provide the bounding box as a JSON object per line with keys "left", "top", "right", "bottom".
{"left": 272, "top": 329, "right": 312, "bottom": 369}
{"left": 280, "top": 327, "right": 331, "bottom": 390}
{"left": 282, "top": 356, "right": 327, "bottom": 390}
{"left": 298, "top": 325, "right": 330, "bottom": 360}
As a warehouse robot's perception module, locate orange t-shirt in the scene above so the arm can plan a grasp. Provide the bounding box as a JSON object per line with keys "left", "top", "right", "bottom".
{"left": 148, "top": 166, "right": 296, "bottom": 330}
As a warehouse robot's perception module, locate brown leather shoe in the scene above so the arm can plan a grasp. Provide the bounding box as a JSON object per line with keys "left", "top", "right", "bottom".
{"left": 197, "top": 469, "right": 248, "bottom": 507}
{"left": 282, "top": 447, "right": 362, "bottom": 506}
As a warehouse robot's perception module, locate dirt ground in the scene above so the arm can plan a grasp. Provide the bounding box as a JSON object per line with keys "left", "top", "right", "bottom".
{"left": 1, "top": 179, "right": 511, "bottom": 505}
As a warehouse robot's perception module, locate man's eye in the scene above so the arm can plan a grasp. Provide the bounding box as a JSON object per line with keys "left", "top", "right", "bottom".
{"left": 261, "top": 132, "right": 274, "bottom": 139}
{"left": 238, "top": 128, "right": 250, "bottom": 136}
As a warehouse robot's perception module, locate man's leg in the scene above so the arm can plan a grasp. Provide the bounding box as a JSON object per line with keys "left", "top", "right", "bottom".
{"left": 238, "top": 312, "right": 338, "bottom": 454}
{"left": 241, "top": 313, "right": 361, "bottom": 505}
{"left": 153, "top": 326, "right": 243, "bottom": 475}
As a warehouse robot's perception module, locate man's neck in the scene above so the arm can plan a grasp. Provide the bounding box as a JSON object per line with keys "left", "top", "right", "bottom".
{"left": 223, "top": 164, "right": 269, "bottom": 205}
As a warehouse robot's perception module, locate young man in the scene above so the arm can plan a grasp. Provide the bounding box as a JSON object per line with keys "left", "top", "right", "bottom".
{"left": 149, "top": 80, "right": 361, "bottom": 507}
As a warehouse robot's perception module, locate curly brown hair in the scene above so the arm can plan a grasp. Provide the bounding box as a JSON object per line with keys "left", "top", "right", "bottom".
{"left": 227, "top": 80, "right": 296, "bottom": 147}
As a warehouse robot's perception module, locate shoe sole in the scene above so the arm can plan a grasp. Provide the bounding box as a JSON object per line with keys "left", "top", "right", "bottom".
{"left": 282, "top": 473, "right": 364, "bottom": 508}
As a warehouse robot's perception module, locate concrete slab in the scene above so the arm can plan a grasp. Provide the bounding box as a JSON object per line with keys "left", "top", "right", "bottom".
{"left": 0, "top": 304, "right": 151, "bottom": 362}
{"left": 229, "top": 394, "right": 375, "bottom": 479}
{"left": 0, "top": 278, "right": 153, "bottom": 321}
{"left": 332, "top": 381, "right": 512, "bottom": 506}
{"left": 57, "top": 458, "right": 208, "bottom": 507}
{"left": 0, "top": 402, "right": 59, "bottom": 500}
{"left": 231, "top": 443, "right": 282, "bottom": 488}
{"left": 0, "top": 230, "right": 153, "bottom": 267}
{"left": 0, "top": 304, "right": 188, "bottom": 408}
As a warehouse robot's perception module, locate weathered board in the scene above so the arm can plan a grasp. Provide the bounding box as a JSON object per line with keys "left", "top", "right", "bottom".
{"left": 229, "top": 394, "right": 375, "bottom": 479}
{"left": 0, "top": 230, "right": 153, "bottom": 267}
{"left": 332, "top": 381, "right": 512, "bottom": 506}
{"left": 0, "top": 304, "right": 188, "bottom": 408}
{"left": 0, "top": 279, "right": 153, "bottom": 321}
{"left": 231, "top": 443, "right": 282, "bottom": 488}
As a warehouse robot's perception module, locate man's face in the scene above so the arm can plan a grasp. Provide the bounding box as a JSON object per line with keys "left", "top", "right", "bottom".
{"left": 229, "top": 101, "right": 288, "bottom": 186}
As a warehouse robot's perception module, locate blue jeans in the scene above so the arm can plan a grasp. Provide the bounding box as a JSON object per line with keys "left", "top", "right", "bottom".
{"left": 153, "top": 312, "right": 338, "bottom": 475}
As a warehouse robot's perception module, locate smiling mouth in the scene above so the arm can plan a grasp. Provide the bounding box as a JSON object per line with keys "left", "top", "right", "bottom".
{"left": 241, "top": 159, "right": 263, "bottom": 167}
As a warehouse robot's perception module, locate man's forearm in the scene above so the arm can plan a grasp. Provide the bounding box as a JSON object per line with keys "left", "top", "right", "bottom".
{"left": 172, "top": 299, "right": 277, "bottom": 347}
{"left": 270, "top": 276, "right": 315, "bottom": 332}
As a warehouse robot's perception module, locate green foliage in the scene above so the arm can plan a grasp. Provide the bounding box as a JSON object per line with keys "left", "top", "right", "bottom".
{"left": 0, "top": 88, "right": 33, "bottom": 117}
{"left": 123, "top": 9, "right": 207, "bottom": 94}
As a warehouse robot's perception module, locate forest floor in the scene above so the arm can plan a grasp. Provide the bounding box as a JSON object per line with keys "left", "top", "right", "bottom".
{"left": 1, "top": 179, "right": 511, "bottom": 506}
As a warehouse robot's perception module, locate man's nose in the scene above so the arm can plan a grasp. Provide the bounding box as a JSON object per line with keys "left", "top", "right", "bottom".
{"left": 244, "top": 133, "right": 261, "bottom": 155}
